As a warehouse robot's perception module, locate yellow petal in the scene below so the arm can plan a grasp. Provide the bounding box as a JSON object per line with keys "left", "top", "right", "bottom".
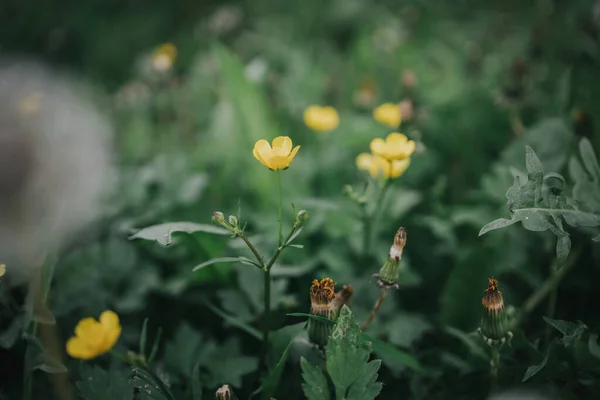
{"left": 74, "top": 318, "right": 100, "bottom": 338}
{"left": 369, "top": 138, "right": 387, "bottom": 156}
{"left": 66, "top": 337, "right": 97, "bottom": 360}
{"left": 99, "top": 310, "right": 120, "bottom": 330}
{"left": 373, "top": 103, "right": 401, "bottom": 128}
{"left": 402, "top": 140, "right": 416, "bottom": 157}
{"left": 356, "top": 153, "right": 373, "bottom": 170}
{"left": 386, "top": 133, "right": 408, "bottom": 146}
{"left": 0, "top": 264, "right": 5, "bottom": 277}
{"left": 253, "top": 139, "right": 273, "bottom": 169}
{"left": 272, "top": 136, "right": 292, "bottom": 155}
{"left": 288, "top": 145, "right": 301, "bottom": 162}
{"left": 269, "top": 156, "right": 292, "bottom": 170}
{"left": 102, "top": 324, "right": 122, "bottom": 353}
{"left": 390, "top": 158, "right": 411, "bottom": 178}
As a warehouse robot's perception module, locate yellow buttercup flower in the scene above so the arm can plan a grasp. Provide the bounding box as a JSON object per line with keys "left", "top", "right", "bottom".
{"left": 370, "top": 132, "right": 415, "bottom": 161}
{"left": 152, "top": 43, "right": 177, "bottom": 72}
{"left": 356, "top": 153, "right": 411, "bottom": 179}
{"left": 253, "top": 136, "right": 301, "bottom": 170}
{"left": 0, "top": 264, "right": 5, "bottom": 277}
{"left": 66, "top": 310, "right": 122, "bottom": 360}
{"left": 303, "top": 105, "right": 339, "bottom": 132}
{"left": 373, "top": 103, "right": 402, "bottom": 128}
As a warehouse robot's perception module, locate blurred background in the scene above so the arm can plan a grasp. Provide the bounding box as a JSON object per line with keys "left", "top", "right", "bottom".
{"left": 1, "top": 0, "right": 600, "bottom": 398}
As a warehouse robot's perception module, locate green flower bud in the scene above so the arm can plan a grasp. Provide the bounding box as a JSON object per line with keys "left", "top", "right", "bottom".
{"left": 228, "top": 215, "right": 238, "bottom": 227}
{"left": 215, "top": 384, "right": 237, "bottom": 400}
{"left": 373, "top": 227, "right": 406, "bottom": 288}
{"left": 478, "top": 278, "right": 512, "bottom": 347}
{"left": 296, "top": 209, "right": 308, "bottom": 223}
{"left": 212, "top": 211, "right": 225, "bottom": 225}
{"left": 308, "top": 278, "right": 337, "bottom": 349}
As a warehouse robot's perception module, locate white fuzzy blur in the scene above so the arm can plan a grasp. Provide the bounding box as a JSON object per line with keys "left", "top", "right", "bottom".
{"left": 0, "top": 60, "right": 114, "bottom": 276}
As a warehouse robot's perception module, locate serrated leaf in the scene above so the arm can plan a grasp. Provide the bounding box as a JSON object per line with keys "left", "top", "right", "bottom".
{"left": 300, "top": 357, "right": 330, "bottom": 400}
{"left": 129, "top": 222, "right": 229, "bottom": 246}
{"left": 326, "top": 306, "right": 382, "bottom": 400}
{"left": 478, "top": 218, "right": 519, "bottom": 236}
{"left": 76, "top": 365, "right": 132, "bottom": 400}
{"left": 192, "top": 257, "right": 242, "bottom": 272}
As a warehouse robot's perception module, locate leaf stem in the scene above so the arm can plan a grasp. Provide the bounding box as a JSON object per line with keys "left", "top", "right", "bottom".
{"left": 361, "top": 288, "right": 387, "bottom": 331}
{"left": 490, "top": 345, "right": 499, "bottom": 390}
{"left": 239, "top": 234, "right": 265, "bottom": 266}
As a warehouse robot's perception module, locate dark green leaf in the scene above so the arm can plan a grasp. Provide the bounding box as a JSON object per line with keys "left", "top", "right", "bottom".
{"left": 556, "top": 235, "right": 571, "bottom": 268}
{"left": 364, "top": 333, "right": 424, "bottom": 372}
{"left": 256, "top": 339, "right": 293, "bottom": 400}
{"left": 140, "top": 318, "right": 149, "bottom": 357}
{"left": 192, "top": 257, "right": 242, "bottom": 272}
{"left": 205, "top": 302, "right": 262, "bottom": 340}
{"left": 588, "top": 334, "right": 600, "bottom": 360}
{"left": 129, "top": 222, "right": 229, "bottom": 246}
{"left": 444, "top": 327, "right": 488, "bottom": 360}
{"left": 287, "top": 313, "right": 335, "bottom": 325}
{"left": 478, "top": 218, "right": 519, "bottom": 236}
{"left": 300, "top": 357, "right": 330, "bottom": 400}
{"left": 523, "top": 347, "right": 551, "bottom": 382}
{"left": 191, "top": 363, "right": 203, "bottom": 400}
{"left": 543, "top": 317, "right": 588, "bottom": 347}
{"left": 326, "top": 306, "right": 382, "bottom": 400}
{"left": 76, "top": 364, "right": 132, "bottom": 400}
{"left": 579, "top": 137, "right": 600, "bottom": 181}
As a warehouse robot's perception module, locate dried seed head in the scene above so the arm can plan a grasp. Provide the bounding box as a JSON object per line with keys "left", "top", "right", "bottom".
{"left": 482, "top": 278, "right": 504, "bottom": 314}
{"left": 374, "top": 227, "right": 407, "bottom": 288}
{"left": 308, "top": 278, "right": 337, "bottom": 349}
{"left": 332, "top": 284, "right": 354, "bottom": 311}
{"left": 310, "top": 278, "right": 336, "bottom": 308}
{"left": 479, "top": 278, "right": 512, "bottom": 346}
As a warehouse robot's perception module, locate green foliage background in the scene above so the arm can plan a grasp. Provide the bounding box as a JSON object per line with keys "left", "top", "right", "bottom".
{"left": 1, "top": 0, "right": 600, "bottom": 399}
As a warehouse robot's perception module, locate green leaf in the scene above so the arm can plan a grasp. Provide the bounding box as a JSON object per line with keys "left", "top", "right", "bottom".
{"left": 589, "top": 334, "right": 600, "bottom": 360}
{"left": 129, "top": 222, "right": 229, "bottom": 246}
{"left": 300, "top": 357, "right": 331, "bottom": 400}
{"left": 364, "top": 333, "right": 424, "bottom": 372}
{"left": 543, "top": 317, "right": 588, "bottom": 347}
{"left": 76, "top": 364, "right": 132, "bottom": 400}
{"left": 284, "top": 227, "right": 304, "bottom": 246}
{"left": 287, "top": 313, "right": 335, "bottom": 325}
{"left": 478, "top": 218, "right": 519, "bottom": 236}
{"left": 523, "top": 346, "right": 551, "bottom": 382}
{"left": 326, "top": 306, "right": 382, "bottom": 400}
{"left": 579, "top": 137, "right": 600, "bottom": 181}
{"left": 192, "top": 257, "right": 243, "bottom": 272}
{"left": 140, "top": 318, "right": 149, "bottom": 357}
{"left": 205, "top": 302, "right": 262, "bottom": 340}
{"left": 444, "top": 327, "right": 488, "bottom": 360}
{"left": 255, "top": 339, "right": 293, "bottom": 400}
{"left": 525, "top": 145, "right": 544, "bottom": 182}
{"left": 24, "top": 336, "right": 67, "bottom": 374}
{"left": 556, "top": 235, "right": 571, "bottom": 267}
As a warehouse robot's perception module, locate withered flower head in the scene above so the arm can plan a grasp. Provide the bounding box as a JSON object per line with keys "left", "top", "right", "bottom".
{"left": 479, "top": 277, "right": 512, "bottom": 347}
{"left": 331, "top": 284, "right": 354, "bottom": 311}
{"left": 373, "top": 227, "right": 407, "bottom": 288}
{"left": 482, "top": 277, "right": 504, "bottom": 314}
{"left": 308, "top": 278, "right": 338, "bottom": 349}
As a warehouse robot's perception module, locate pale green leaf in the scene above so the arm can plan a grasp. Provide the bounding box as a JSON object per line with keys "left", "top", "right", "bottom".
{"left": 478, "top": 218, "right": 519, "bottom": 236}
{"left": 192, "top": 257, "right": 242, "bottom": 272}
{"left": 129, "top": 222, "right": 229, "bottom": 246}
{"left": 300, "top": 357, "right": 330, "bottom": 400}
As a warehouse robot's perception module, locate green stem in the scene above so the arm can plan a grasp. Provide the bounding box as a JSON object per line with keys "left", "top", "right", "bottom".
{"left": 490, "top": 346, "right": 499, "bottom": 390}
{"left": 277, "top": 170, "right": 283, "bottom": 246}
{"left": 261, "top": 268, "right": 271, "bottom": 368}
{"left": 363, "top": 180, "right": 391, "bottom": 257}
{"left": 239, "top": 234, "right": 265, "bottom": 266}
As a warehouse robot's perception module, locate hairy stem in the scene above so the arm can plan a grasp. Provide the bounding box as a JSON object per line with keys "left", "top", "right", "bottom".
{"left": 361, "top": 288, "right": 387, "bottom": 331}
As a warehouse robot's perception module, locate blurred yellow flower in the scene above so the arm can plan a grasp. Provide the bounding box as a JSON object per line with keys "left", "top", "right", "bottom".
{"left": 303, "top": 106, "right": 339, "bottom": 132}
{"left": 253, "top": 136, "right": 300, "bottom": 170}
{"left": 0, "top": 264, "right": 5, "bottom": 277}
{"left": 152, "top": 43, "right": 177, "bottom": 72}
{"left": 370, "top": 133, "right": 415, "bottom": 161}
{"left": 373, "top": 103, "right": 401, "bottom": 128}
{"left": 356, "top": 153, "right": 411, "bottom": 179}
{"left": 66, "top": 310, "right": 121, "bottom": 360}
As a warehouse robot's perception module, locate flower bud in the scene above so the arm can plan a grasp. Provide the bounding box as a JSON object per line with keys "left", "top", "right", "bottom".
{"left": 308, "top": 278, "right": 337, "bottom": 349}
{"left": 478, "top": 278, "right": 513, "bottom": 347}
{"left": 296, "top": 210, "right": 308, "bottom": 223}
{"left": 215, "top": 384, "right": 237, "bottom": 400}
{"left": 212, "top": 211, "right": 225, "bottom": 225}
{"left": 373, "top": 227, "right": 406, "bottom": 288}
{"left": 228, "top": 215, "right": 238, "bottom": 227}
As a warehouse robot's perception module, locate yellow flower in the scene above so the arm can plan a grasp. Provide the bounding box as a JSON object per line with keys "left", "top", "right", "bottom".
{"left": 66, "top": 310, "right": 121, "bottom": 360}
{"left": 373, "top": 103, "right": 401, "bottom": 128}
{"left": 303, "top": 106, "right": 339, "bottom": 132}
{"left": 356, "top": 153, "right": 411, "bottom": 179}
{"left": 152, "top": 43, "right": 177, "bottom": 72}
{"left": 370, "top": 132, "right": 415, "bottom": 161}
{"left": 253, "top": 136, "right": 301, "bottom": 170}
{"left": 0, "top": 264, "right": 5, "bottom": 277}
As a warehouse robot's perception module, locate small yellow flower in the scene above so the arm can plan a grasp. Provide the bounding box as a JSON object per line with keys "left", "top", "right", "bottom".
{"left": 0, "top": 264, "right": 5, "bottom": 277}
{"left": 356, "top": 153, "right": 411, "bottom": 179}
{"left": 66, "top": 310, "right": 121, "bottom": 360}
{"left": 152, "top": 43, "right": 177, "bottom": 72}
{"left": 253, "top": 136, "right": 301, "bottom": 170}
{"left": 373, "top": 103, "right": 402, "bottom": 128}
{"left": 303, "top": 105, "right": 339, "bottom": 132}
{"left": 370, "top": 132, "right": 415, "bottom": 161}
